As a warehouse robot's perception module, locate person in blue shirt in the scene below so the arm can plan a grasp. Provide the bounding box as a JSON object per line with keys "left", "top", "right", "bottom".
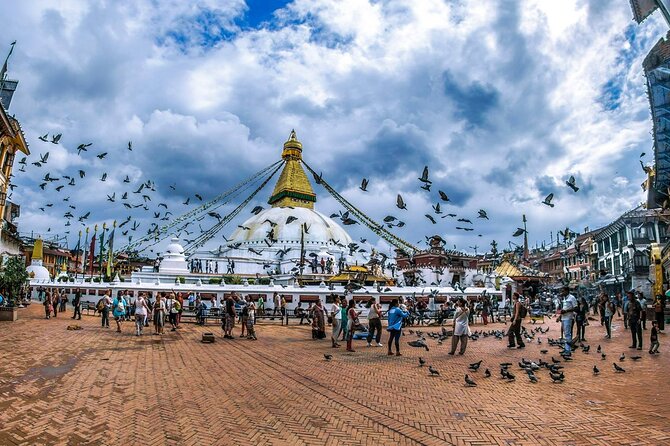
{"left": 112, "top": 293, "right": 128, "bottom": 333}
{"left": 386, "top": 299, "right": 409, "bottom": 356}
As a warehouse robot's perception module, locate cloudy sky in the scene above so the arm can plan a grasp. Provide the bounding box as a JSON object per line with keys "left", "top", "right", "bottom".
{"left": 1, "top": 0, "right": 667, "bottom": 257}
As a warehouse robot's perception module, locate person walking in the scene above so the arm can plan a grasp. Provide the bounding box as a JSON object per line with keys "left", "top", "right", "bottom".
{"left": 654, "top": 293, "right": 666, "bottom": 332}
{"left": 627, "top": 291, "right": 643, "bottom": 350}
{"left": 239, "top": 297, "right": 248, "bottom": 338}
{"left": 639, "top": 292, "right": 648, "bottom": 330}
{"left": 507, "top": 293, "right": 526, "bottom": 349}
{"left": 59, "top": 292, "right": 67, "bottom": 313}
{"left": 246, "top": 297, "right": 257, "bottom": 340}
{"left": 52, "top": 291, "right": 60, "bottom": 318}
{"left": 112, "top": 292, "right": 127, "bottom": 333}
{"left": 345, "top": 299, "right": 360, "bottom": 352}
{"left": 330, "top": 296, "right": 342, "bottom": 348}
{"left": 604, "top": 297, "right": 614, "bottom": 339}
{"left": 650, "top": 320, "right": 660, "bottom": 354}
{"left": 311, "top": 300, "right": 326, "bottom": 340}
{"left": 575, "top": 297, "right": 589, "bottom": 342}
{"left": 43, "top": 291, "right": 52, "bottom": 319}
{"left": 340, "top": 299, "right": 349, "bottom": 341}
{"left": 168, "top": 293, "right": 180, "bottom": 332}
{"left": 71, "top": 288, "right": 82, "bottom": 320}
{"left": 481, "top": 297, "right": 491, "bottom": 326}
{"left": 449, "top": 298, "right": 470, "bottom": 355}
{"left": 366, "top": 298, "right": 383, "bottom": 347}
{"left": 222, "top": 295, "right": 236, "bottom": 339}
{"left": 386, "top": 299, "right": 409, "bottom": 356}
{"left": 153, "top": 294, "right": 166, "bottom": 335}
{"left": 598, "top": 292, "right": 608, "bottom": 326}
{"left": 101, "top": 291, "right": 112, "bottom": 328}
{"left": 134, "top": 293, "right": 149, "bottom": 336}
{"left": 559, "top": 287, "right": 577, "bottom": 356}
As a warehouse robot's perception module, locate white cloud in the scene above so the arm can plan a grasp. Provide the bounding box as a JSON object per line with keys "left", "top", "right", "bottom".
{"left": 2, "top": 0, "right": 667, "bottom": 256}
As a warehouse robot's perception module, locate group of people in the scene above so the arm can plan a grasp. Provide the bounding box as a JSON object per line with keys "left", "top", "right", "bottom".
{"left": 41, "top": 289, "right": 70, "bottom": 319}
{"left": 596, "top": 290, "right": 664, "bottom": 354}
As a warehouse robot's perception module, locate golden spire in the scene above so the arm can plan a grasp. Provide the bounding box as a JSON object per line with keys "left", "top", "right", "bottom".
{"left": 269, "top": 130, "right": 317, "bottom": 209}
{"left": 32, "top": 238, "right": 43, "bottom": 261}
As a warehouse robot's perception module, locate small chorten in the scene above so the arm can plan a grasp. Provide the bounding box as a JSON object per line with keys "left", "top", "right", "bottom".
{"left": 26, "top": 238, "right": 51, "bottom": 281}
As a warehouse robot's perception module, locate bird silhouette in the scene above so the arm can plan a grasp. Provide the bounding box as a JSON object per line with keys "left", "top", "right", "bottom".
{"left": 425, "top": 214, "right": 436, "bottom": 224}
{"left": 96, "top": 152, "right": 108, "bottom": 159}
{"left": 464, "top": 375, "right": 477, "bottom": 387}
{"left": 51, "top": 134, "right": 61, "bottom": 144}
{"left": 396, "top": 194, "right": 407, "bottom": 210}
{"left": 477, "top": 209, "right": 488, "bottom": 219}
{"left": 484, "top": 368, "right": 491, "bottom": 378}
{"left": 512, "top": 228, "right": 526, "bottom": 237}
{"left": 613, "top": 363, "right": 625, "bottom": 373}
{"left": 593, "top": 365, "right": 600, "bottom": 375}
{"left": 438, "top": 190, "right": 450, "bottom": 202}
{"left": 428, "top": 366, "right": 439, "bottom": 376}
{"left": 565, "top": 175, "right": 579, "bottom": 192}
{"left": 324, "top": 354, "right": 332, "bottom": 361}
{"left": 542, "top": 193, "right": 554, "bottom": 207}
{"left": 360, "top": 178, "right": 368, "bottom": 191}
{"left": 418, "top": 357, "right": 426, "bottom": 367}
{"left": 418, "top": 166, "right": 431, "bottom": 184}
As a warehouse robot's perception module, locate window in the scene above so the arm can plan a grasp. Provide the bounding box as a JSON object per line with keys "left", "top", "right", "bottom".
{"left": 614, "top": 256, "right": 621, "bottom": 275}
{"left": 598, "top": 241, "right": 605, "bottom": 255}
{"left": 611, "top": 233, "right": 618, "bottom": 251}
{"left": 604, "top": 239, "right": 611, "bottom": 254}
{"left": 620, "top": 228, "right": 628, "bottom": 244}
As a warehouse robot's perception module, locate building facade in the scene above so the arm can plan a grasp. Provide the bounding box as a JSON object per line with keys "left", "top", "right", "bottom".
{"left": 0, "top": 81, "right": 28, "bottom": 258}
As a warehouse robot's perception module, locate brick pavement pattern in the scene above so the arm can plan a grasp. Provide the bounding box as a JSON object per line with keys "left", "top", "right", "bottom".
{"left": 1, "top": 304, "right": 669, "bottom": 446}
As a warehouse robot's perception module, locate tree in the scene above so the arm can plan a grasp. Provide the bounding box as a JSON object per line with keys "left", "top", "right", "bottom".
{"left": 1, "top": 256, "right": 28, "bottom": 306}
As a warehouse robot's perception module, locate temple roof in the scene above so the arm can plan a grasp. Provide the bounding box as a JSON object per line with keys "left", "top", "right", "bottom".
{"left": 268, "top": 130, "right": 316, "bottom": 209}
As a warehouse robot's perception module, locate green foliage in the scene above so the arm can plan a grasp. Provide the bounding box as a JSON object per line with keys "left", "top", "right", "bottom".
{"left": 177, "top": 276, "right": 185, "bottom": 284}
{"left": 1, "top": 256, "right": 29, "bottom": 306}
{"left": 57, "top": 276, "right": 69, "bottom": 283}
{"left": 208, "top": 277, "right": 222, "bottom": 285}
{"left": 222, "top": 275, "right": 242, "bottom": 285}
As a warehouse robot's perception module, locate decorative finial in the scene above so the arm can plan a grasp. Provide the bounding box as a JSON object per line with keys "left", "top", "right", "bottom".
{"left": 289, "top": 129, "right": 297, "bottom": 141}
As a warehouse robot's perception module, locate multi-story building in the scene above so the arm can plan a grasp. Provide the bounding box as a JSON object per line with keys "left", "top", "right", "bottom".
{"left": 593, "top": 206, "right": 669, "bottom": 296}
{"left": 22, "top": 238, "right": 73, "bottom": 278}
{"left": 0, "top": 64, "right": 29, "bottom": 258}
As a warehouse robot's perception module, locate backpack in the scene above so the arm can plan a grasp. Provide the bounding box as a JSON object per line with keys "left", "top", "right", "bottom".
{"left": 96, "top": 298, "right": 105, "bottom": 311}
{"left": 116, "top": 299, "right": 125, "bottom": 312}
{"left": 518, "top": 304, "right": 527, "bottom": 319}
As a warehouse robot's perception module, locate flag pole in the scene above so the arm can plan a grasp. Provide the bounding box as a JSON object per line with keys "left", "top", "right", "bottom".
{"left": 107, "top": 220, "right": 116, "bottom": 278}
{"left": 74, "top": 230, "right": 82, "bottom": 280}
{"left": 90, "top": 225, "right": 98, "bottom": 280}
{"left": 81, "top": 226, "right": 89, "bottom": 280}
{"left": 99, "top": 222, "right": 107, "bottom": 281}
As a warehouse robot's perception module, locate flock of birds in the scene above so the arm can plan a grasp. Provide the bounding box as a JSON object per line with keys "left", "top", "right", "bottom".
{"left": 324, "top": 319, "right": 643, "bottom": 387}
{"left": 355, "top": 165, "right": 582, "bottom": 246}
{"left": 16, "top": 134, "right": 214, "bottom": 253}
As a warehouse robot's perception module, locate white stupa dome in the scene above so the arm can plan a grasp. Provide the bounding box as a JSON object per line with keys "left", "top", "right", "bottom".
{"left": 159, "top": 237, "right": 189, "bottom": 274}
{"left": 228, "top": 207, "right": 353, "bottom": 247}
{"left": 27, "top": 261, "right": 50, "bottom": 281}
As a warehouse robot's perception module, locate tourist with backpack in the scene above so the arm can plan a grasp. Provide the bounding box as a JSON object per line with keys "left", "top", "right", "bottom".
{"left": 112, "top": 292, "right": 127, "bottom": 333}
{"left": 507, "top": 293, "right": 526, "bottom": 349}
{"left": 99, "top": 292, "right": 112, "bottom": 328}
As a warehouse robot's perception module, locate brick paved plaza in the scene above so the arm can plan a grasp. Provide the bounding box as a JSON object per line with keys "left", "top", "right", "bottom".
{"left": 1, "top": 304, "right": 669, "bottom": 446}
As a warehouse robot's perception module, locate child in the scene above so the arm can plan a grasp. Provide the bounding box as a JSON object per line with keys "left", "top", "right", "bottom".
{"left": 649, "top": 320, "right": 660, "bottom": 354}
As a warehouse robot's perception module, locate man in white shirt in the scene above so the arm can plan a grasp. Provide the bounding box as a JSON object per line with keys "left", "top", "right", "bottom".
{"left": 560, "top": 286, "right": 578, "bottom": 355}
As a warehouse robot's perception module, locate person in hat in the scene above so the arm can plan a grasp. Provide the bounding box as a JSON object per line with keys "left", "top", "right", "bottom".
{"left": 627, "top": 290, "right": 643, "bottom": 350}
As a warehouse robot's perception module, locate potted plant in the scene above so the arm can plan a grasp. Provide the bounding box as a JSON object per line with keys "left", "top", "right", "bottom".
{"left": 0, "top": 256, "right": 28, "bottom": 321}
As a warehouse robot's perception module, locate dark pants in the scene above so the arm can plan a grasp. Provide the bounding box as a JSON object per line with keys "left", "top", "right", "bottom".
{"left": 604, "top": 316, "right": 612, "bottom": 338}
{"left": 641, "top": 311, "right": 647, "bottom": 330}
{"left": 72, "top": 305, "right": 81, "bottom": 320}
{"left": 599, "top": 307, "right": 605, "bottom": 326}
{"left": 101, "top": 308, "right": 110, "bottom": 327}
{"left": 367, "top": 318, "right": 382, "bottom": 344}
{"left": 623, "top": 313, "right": 628, "bottom": 329}
{"left": 508, "top": 321, "right": 524, "bottom": 347}
{"left": 576, "top": 320, "right": 586, "bottom": 341}
{"left": 656, "top": 311, "right": 665, "bottom": 331}
{"left": 630, "top": 318, "right": 642, "bottom": 348}
{"left": 387, "top": 329, "right": 401, "bottom": 352}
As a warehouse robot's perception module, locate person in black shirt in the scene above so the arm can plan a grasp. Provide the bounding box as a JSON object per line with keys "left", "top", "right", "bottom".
{"left": 71, "top": 288, "right": 82, "bottom": 320}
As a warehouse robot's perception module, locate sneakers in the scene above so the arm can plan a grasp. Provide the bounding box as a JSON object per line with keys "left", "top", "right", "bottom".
{"left": 367, "top": 342, "right": 372, "bottom": 347}
{"left": 376, "top": 343, "right": 384, "bottom": 347}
